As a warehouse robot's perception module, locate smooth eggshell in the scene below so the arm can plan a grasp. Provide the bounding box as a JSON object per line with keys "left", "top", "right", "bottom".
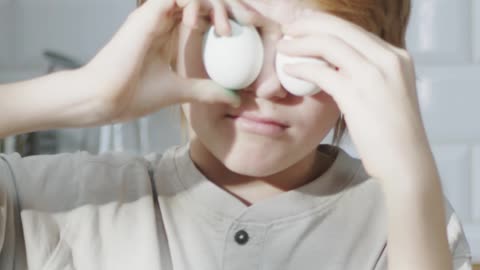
{"left": 275, "top": 36, "right": 329, "bottom": 96}
{"left": 202, "top": 19, "right": 264, "bottom": 90}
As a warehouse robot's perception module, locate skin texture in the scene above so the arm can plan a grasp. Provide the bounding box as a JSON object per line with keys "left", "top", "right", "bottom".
{"left": 178, "top": 1, "right": 454, "bottom": 269}
{"left": 177, "top": 11, "right": 341, "bottom": 202}
{"left": 0, "top": 0, "right": 455, "bottom": 269}
{"left": 0, "top": 0, "right": 241, "bottom": 138}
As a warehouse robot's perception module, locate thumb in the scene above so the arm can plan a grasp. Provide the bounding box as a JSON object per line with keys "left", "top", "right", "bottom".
{"left": 179, "top": 78, "right": 242, "bottom": 108}
{"left": 87, "top": 0, "right": 177, "bottom": 78}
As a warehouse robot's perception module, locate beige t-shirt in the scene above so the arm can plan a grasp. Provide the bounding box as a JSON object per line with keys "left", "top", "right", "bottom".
{"left": 0, "top": 142, "right": 472, "bottom": 270}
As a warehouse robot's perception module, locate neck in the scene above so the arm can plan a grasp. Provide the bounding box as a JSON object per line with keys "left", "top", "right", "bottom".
{"left": 189, "top": 139, "right": 334, "bottom": 206}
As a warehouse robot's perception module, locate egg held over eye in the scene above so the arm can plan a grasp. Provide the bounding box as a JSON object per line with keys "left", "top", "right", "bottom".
{"left": 275, "top": 53, "right": 330, "bottom": 96}
{"left": 275, "top": 35, "right": 331, "bottom": 96}
{"left": 202, "top": 19, "right": 264, "bottom": 90}
{"left": 202, "top": 22, "right": 331, "bottom": 96}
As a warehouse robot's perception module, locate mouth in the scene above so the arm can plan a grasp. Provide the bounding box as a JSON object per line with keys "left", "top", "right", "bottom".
{"left": 226, "top": 114, "right": 289, "bottom": 128}
{"left": 225, "top": 113, "right": 289, "bottom": 136}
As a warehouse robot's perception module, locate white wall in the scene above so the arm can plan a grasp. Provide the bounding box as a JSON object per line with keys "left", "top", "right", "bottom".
{"left": 327, "top": 0, "right": 480, "bottom": 262}
{"left": 0, "top": 0, "right": 183, "bottom": 155}
{"left": 407, "top": 0, "right": 480, "bottom": 262}
{"left": 0, "top": 0, "right": 479, "bottom": 262}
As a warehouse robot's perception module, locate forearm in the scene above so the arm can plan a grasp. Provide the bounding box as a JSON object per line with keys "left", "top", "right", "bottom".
{"left": 381, "top": 154, "right": 453, "bottom": 270}
{"left": 0, "top": 69, "right": 105, "bottom": 139}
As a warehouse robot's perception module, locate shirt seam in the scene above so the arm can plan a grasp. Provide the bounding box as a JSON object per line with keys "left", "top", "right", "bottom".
{"left": 171, "top": 150, "right": 230, "bottom": 222}
{"left": 0, "top": 155, "right": 23, "bottom": 270}
{"left": 173, "top": 148, "right": 362, "bottom": 226}
{"left": 257, "top": 224, "right": 271, "bottom": 270}
{"left": 241, "top": 162, "right": 363, "bottom": 227}
{"left": 372, "top": 242, "right": 387, "bottom": 270}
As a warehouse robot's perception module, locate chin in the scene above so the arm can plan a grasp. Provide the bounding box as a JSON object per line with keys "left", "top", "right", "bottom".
{"left": 218, "top": 146, "right": 287, "bottom": 177}
{"left": 223, "top": 159, "right": 281, "bottom": 177}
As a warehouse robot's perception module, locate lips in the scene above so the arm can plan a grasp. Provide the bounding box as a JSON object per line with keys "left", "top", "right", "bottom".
{"left": 226, "top": 112, "right": 289, "bottom": 128}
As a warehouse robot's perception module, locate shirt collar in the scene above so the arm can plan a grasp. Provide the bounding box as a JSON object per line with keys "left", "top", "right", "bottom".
{"left": 162, "top": 142, "right": 361, "bottom": 224}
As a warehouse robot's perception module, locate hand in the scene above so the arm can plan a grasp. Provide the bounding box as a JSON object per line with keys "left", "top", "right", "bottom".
{"left": 177, "top": 0, "right": 261, "bottom": 35}
{"left": 0, "top": 0, "right": 260, "bottom": 137}
{"left": 273, "top": 9, "right": 431, "bottom": 183}
{"left": 80, "top": 0, "right": 254, "bottom": 124}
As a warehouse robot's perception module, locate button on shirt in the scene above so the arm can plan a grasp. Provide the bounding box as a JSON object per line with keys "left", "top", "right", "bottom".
{"left": 234, "top": 230, "right": 249, "bottom": 245}
{"left": 0, "top": 143, "right": 472, "bottom": 270}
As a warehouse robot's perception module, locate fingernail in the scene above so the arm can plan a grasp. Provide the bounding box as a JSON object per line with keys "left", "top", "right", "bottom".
{"left": 225, "top": 88, "right": 241, "bottom": 107}
{"left": 225, "top": 88, "right": 235, "bottom": 94}
{"left": 225, "top": 88, "right": 238, "bottom": 98}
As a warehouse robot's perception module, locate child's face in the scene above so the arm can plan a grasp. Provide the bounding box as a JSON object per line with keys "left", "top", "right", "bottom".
{"left": 176, "top": 0, "right": 341, "bottom": 177}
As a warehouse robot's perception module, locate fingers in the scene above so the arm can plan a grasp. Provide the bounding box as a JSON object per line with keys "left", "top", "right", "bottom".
{"left": 183, "top": 0, "right": 231, "bottom": 36}
{"left": 224, "top": 0, "right": 262, "bottom": 26}
{"left": 181, "top": 0, "right": 262, "bottom": 36}
{"left": 127, "top": 0, "right": 178, "bottom": 41}
{"left": 241, "top": 0, "right": 302, "bottom": 26}
{"left": 281, "top": 11, "right": 395, "bottom": 68}
{"left": 282, "top": 62, "right": 348, "bottom": 105}
{"left": 211, "top": 0, "right": 266, "bottom": 34}
{"left": 211, "top": 0, "right": 233, "bottom": 35}
{"left": 182, "top": 0, "right": 231, "bottom": 35}
{"left": 182, "top": 0, "right": 200, "bottom": 28}
{"left": 178, "top": 77, "right": 242, "bottom": 107}
{"left": 86, "top": 0, "right": 176, "bottom": 73}
{"left": 276, "top": 35, "right": 369, "bottom": 78}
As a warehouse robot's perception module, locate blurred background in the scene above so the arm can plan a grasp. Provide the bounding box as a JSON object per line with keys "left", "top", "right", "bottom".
{"left": 0, "top": 0, "right": 479, "bottom": 264}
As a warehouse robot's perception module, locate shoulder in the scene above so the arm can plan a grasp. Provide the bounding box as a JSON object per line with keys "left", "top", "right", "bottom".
{"left": 443, "top": 199, "right": 472, "bottom": 268}
{"left": 0, "top": 150, "right": 154, "bottom": 211}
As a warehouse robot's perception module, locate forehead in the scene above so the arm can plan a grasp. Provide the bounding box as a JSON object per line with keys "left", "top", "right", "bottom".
{"left": 242, "top": 0, "right": 322, "bottom": 29}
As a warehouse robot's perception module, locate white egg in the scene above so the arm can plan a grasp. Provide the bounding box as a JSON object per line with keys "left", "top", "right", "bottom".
{"left": 275, "top": 36, "right": 329, "bottom": 96}
{"left": 202, "top": 19, "right": 264, "bottom": 90}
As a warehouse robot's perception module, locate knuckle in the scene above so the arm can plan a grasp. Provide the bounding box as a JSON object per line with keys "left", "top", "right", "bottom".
{"left": 364, "top": 64, "right": 383, "bottom": 81}
{"left": 316, "top": 34, "right": 332, "bottom": 43}
{"left": 241, "top": 12, "right": 258, "bottom": 25}
{"left": 400, "top": 49, "right": 413, "bottom": 62}
{"left": 383, "top": 52, "right": 403, "bottom": 70}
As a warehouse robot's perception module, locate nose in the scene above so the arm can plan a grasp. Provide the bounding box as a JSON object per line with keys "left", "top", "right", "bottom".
{"left": 243, "top": 33, "right": 289, "bottom": 100}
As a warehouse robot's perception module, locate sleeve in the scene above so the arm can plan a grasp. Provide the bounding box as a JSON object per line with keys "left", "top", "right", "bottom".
{"left": 374, "top": 197, "right": 473, "bottom": 270}
{"left": 0, "top": 150, "right": 154, "bottom": 269}
{"left": 0, "top": 153, "right": 27, "bottom": 269}
{"left": 0, "top": 151, "right": 89, "bottom": 269}
{"left": 444, "top": 199, "right": 472, "bottom": 270}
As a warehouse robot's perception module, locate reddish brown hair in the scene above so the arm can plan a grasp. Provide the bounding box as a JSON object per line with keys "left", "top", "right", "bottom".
{"left": 136, "top": 0, "right": 411, "bottom": 146}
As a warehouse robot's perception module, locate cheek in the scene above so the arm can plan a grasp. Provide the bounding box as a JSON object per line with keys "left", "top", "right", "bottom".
{"left": 298, "top": 95, "right": 341, "bottom": 133}
{"left": 176, "top": 25, "right": 209, "bottom": 79}
{"left": 313, "top": 88, "right": 337, "bottom": 104}
{"left": 313, "top": 91, "right": 340, "bottom": 121}
{"left": 185, "top": 103, "right": 227, "bottom": 133}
